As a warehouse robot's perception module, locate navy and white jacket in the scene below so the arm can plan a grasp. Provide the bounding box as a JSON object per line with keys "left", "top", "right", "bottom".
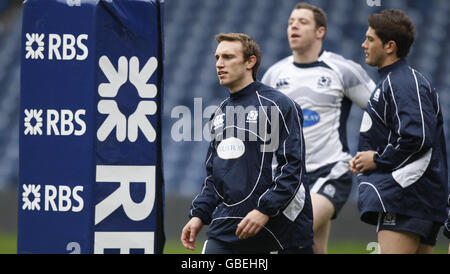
{"left": 189, "top": 81, "right": 314, "bottom": 251}
{"left": 445, "top": 182, "right": 450, "bottom": 239}
{"left": 357, "top": 59, "right": 448, "bottom": 225}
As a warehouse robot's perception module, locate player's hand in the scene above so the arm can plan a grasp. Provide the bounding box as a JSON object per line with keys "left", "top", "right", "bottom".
{"left": 354, "top": 150, "right": 377, "bottom": 173}
{"left": 181, "top": 217, "right": 203, "bottom": 251}
{"left": 236, "top": 210, "right": 269, "bottom": 240}
{"left": 349, "top": 157, "right": 359, "bottom": 175}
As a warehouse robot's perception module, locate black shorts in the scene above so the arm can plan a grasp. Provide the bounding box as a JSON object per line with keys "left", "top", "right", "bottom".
{"left": 202, "top": 238, "right": 314, "bottom": 254}
{"left": 376, "top": 212, "right": 442, "bottom": 246}
{"left": 307, "top": 161, "right": 353, "bottom": 219}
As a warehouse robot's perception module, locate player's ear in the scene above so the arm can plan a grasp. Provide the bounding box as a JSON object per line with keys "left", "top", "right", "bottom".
{"left": 384, "top": 40, "right": 398, "bottom": 56}
{"left": 316, "top": 26, "right": 326, "bottom": 40}
{"left": 246, "top": 55, "right": 257, "bottom": 70}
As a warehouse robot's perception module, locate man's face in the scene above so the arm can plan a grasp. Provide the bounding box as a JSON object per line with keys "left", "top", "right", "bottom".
{"left": 215, "top": 40, "right": 248, "bottom": 89}
{"left": 287, "top": 8, "right": 320, "bottom": 53}
{"left": 362, "top": 27, "right": 386, "bottom": 68}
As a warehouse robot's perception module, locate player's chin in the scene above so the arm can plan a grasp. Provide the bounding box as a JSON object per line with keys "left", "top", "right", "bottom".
{"left": 289, "top": 42, "right": 303, "bottom": 52}
{"left": 365, "top": 57, "right": 376, "bottom": 67}
{"left": 219, "top": 78, "right": 231, "bottom": 87}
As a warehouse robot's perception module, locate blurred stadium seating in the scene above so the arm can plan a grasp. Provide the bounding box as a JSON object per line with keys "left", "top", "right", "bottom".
{"left": 0, "top": 1, "right": 20, "bottom": 190}
{"left": 162, "top": 0, "right": 450, "bottom": 197}
{"left": 0, "top": 0, "right": 449, "bottom": 200}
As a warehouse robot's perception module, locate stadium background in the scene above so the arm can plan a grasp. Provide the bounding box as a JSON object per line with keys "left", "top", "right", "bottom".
{"left": 0, "top": 0, "right": 449, "bottom": 253}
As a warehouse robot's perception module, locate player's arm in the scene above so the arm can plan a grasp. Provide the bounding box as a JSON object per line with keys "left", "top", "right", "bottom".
{"left": 182, "top": 140, "right": 221, "bottom": 250}
{"left": 237, "top": 98, "right": 305, "bottom": 239}
{"left": 341, "top": 60, "right": 376, "bottom": 109}
{"left": 256, "top": 98, "right": 306, "bottom": 219}
{"left": 373, "top": 78, "right": 436, "bottom": 171}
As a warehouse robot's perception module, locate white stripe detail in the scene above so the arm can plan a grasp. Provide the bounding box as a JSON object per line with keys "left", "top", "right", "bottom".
{"left": 392, "top": 148, "right": 432, "bottom": 188}
{"left": 435, "top": 93, "right": 440, "bottom": 117}
{"left": 368, "top": 101, "right": 385, "bottom": 125}
{"left": 257, "top": 95, "right": 305, "bottom": 218}
{"left": 256, "top": 91, "right": 271, "bottom": 126}
{"left": 282, "top": 183, "right": 306, "bottom": 222}
{"left": 376, "top": 212, "right": 383, "bottom": 233}
{"left": 190, "top": 150, "right": 223, "bottom": 216}
{"left": 358, "top": 182, "right": 386, "bottom": 212}
{"left": 387, "top": 74, "right": 401, "bottom": 137}
{"left": 210, "top": 216, "right": 284, "bottom": 250}
{"left": 272, "top": 140, "right": 288, "bottom": 190}
{"left": 386, "top": 70, "right": 427, "bottom": 170}
{"left": 190, "top": 175, "right": 214, "bottom": 217}
{"left": 392, "top": 69, "right": 426, "bottom": 169}
{"left": 310, "top": 161, "right": 349, "bottom": 193}
{"left": 256, "top": 93, "right": 290, "bottom": 134}
{"left": 201, "top": 240, "right": 208, "bottom": 254}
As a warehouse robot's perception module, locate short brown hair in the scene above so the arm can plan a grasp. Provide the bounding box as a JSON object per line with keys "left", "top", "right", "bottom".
{"left": 294, "top": 2, "right": 328, "bottom": 30}
{"left": 215, "top": 33, "right": 261, "bottom": 81}
{"left": 368, "top": 9, "right": 416, "bottom": 59}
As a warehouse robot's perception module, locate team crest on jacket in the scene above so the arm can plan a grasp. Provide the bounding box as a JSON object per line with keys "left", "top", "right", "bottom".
{"left": 317, "top": 76, "right": 331, "bottom": 88}
{"left": 246, "top": 110, "right": 258, "bottom": 123}
{"left": 213, "top": 114, "right": 225, "bottom": 130}
{"left": 372, "top": 88, "right": 381, "bottom": 102}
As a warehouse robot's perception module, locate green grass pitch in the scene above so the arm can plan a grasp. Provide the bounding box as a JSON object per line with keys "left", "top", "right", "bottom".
{"left": 1, "top": 233, "right": 447, "bottom": 254}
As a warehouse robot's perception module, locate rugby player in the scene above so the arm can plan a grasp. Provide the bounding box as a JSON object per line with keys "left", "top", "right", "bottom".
{"left": 262, "top": 2, "right": 375, "bottom": 253}
{"left": 351, "top": 9, "right": 448, "bottom": 254}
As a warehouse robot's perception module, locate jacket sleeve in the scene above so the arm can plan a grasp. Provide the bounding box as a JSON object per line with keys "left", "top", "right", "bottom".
{"left": 373, "top": 73, "right": 436, "bottom": 171}
{"left": 188, "top": 140, "right": 221, "bottom": 225}
{"left": 340, "top": 59, "right": 376, "bottom": 109}
{"left": 445, "top": 186, "right": 450, "bottom": 239}
{"left": 256, "top": 97, "right": 306, "bottom": 217}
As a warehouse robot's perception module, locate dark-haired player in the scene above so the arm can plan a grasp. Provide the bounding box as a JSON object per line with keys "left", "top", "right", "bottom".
{"left": 351, "top": 9, "right": 448, "bottom": 254}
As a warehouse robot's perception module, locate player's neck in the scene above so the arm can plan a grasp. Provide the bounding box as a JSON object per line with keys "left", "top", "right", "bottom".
{"left": 292, "top": 44, "right": 322, "bottom": 64}
{"left": 227, "top": 75, "right": 254, "bottom": 94}
{"left": 377, "top": 55, "right": 401, "bottom": 70}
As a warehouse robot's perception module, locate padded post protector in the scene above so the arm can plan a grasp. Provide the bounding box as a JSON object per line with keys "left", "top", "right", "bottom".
{"left": 19, "top": 0, "right": 165, "bottom": 254}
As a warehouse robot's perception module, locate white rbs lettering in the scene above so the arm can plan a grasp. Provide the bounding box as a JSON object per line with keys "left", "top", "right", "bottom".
{"left": 44, "top": 185, "right": 84, "bottom": 212}
{"left": 46, "top": 109, "right": 86, "bottom": 136}
{"left": 94, "top": 165, "right": 155, "bottom": 224}
{"left": 48, "top": 33, "right": 88, "bottom": 60}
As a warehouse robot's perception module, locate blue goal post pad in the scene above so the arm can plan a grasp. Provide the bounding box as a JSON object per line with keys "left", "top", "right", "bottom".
{"left": 19, "top": 0, "right": 165, "bottom": 254}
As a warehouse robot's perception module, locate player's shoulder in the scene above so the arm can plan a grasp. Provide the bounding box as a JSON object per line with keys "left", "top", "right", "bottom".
{"left": 321, "top": 50, "right": 374, "bottom": 86}
{"left": 388, "top": 63, "right": 433, "bottom": 93}
{"left": 321, "top": 50, "right": 364, "bottom": 71}
{"left": 264, "top": 55, "right": 294, "bottom": 74}
{"left": 256, "top": 82, "right": 296, "bottom": 109}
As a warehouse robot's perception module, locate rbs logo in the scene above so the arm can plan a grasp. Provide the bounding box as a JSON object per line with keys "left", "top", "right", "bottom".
{"left": 22, "top": 184, "right": 84, "bottom": 212}
{"left": 25, "top": 33, "right": 88, "bottom": 61}
{"left": 24, "top": 108, "right": 86, "bottom": 136}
